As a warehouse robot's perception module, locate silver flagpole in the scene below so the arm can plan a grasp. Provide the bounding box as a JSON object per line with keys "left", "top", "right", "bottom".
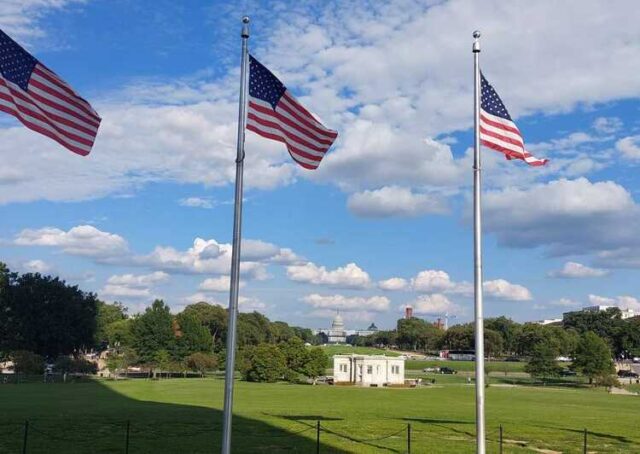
{"left": 221, "top": 16, "right": 250, "bottom": 454}
{"left": 472, "top": 30, "right": 486, "bottom": 454}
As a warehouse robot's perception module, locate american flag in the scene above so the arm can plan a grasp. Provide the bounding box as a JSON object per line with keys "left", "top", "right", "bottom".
{"left": 480, "top": 73, "right": 547, "bottom": 166}
{"left": 0, "top": 29, "right": 100, "bottom": 156}
{"left": 246, "top": 55, "right": 337, "bottom": 170}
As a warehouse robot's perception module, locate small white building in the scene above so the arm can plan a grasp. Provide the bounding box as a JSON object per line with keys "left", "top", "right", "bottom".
{"left": 333, "top": 354, "right": 405, "bottom": 387}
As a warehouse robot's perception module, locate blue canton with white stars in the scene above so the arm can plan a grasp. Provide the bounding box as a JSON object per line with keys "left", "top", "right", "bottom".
{"left": 0, "top": 29, "right": 37, "bottom": 91}
{"left": 481, "top": 72, "right": 512, "bottom": 121}
{"left": 249, "top": 55, "right": 286, "bottom": 110}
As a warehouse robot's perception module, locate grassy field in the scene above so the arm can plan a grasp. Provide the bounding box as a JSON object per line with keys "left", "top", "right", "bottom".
{"left": 1, "top": 378, "right": 639, "bottom": 453}
{"left": 403, "top": 359, "right": 527, "bottom": 373}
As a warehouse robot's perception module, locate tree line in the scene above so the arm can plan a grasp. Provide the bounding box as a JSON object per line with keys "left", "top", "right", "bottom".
{"left": 0, "top": 264, "right": 327, "bottom": 382}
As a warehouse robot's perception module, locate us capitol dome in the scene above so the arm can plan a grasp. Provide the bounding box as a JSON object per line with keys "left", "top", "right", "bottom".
{"left": 312, "top": 311, "right": 379, "bottom": 344}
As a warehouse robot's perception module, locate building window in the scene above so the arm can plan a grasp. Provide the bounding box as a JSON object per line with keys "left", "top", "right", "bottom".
{"left": 391, "top": 365, "right": 399, "bottom": 374}
{"left": 367, "top": 365, "right": 373, "bottom": 374}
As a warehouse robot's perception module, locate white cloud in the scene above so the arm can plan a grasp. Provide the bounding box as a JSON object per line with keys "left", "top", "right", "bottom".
{"left": 405, "top": 294, "right": 460, "bottom": 316}
{"left": 378, "top": 277, "right": 408, "bottom": 291}
{"left": 15, "top": 225, "right": 129, "bottom": 258}
{"left": 483, "top": 279, "right": 532, "bottom": 301}
{"left": 3, "top": 1, "right": 640, "bottom": 207}
{"left": 549, "top": 298, "right": 580, "bottom": 308}
{"left": 408, "top": 269, "right": 529, "bottom": 301}
{"left": 615, "top": 136, "right": 640, "bottom": 160}
{"left": 100, "top": 271, "right": 169, "bottom": 300}
{"left": 588, "top": 294, "right": 640, "bottom": 312}
{"left": 179, "top": 197, "right": 215, "bottom": 209}
{"left": 411, "top": 270, "right": 455, "bottom": 293}
{"left": 347, "top": 186, "right": 448, "bottom": 218}
{"left": 0, "top": 0, "right": 85, "bottom": 43}
{"left": 483, "top": 178, "right": 640, "bottom": 255}
{"left": 198, "top": 275, "right": 245, "bottom": 293}
{"left": 549, "top": 261, "right": 609, "bottom": 278}
{"left": 302, "top": 294, "right": 390, "bottom": 312}
{"left": 107, "top": 271, "right": 169, "bottom": 287}
{"left": 238, "top": 296, "right": 267, "bottom": 312}
{"left": 136, "top": 237, "right": 291, "bottom": 279}
{"left": 593, "top": 117, "right": 622, "bottom": 134}
{"left": 287, "top": 262, "right": 371, "bottom": 289}
{"left": 22, "top": 259, "right": 51, "bottom": 273}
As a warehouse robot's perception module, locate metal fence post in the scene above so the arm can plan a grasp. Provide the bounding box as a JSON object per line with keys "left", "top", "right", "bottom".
{"left": 125, "top": 420, "right": 130, "bottom": 454}
{"left": 22, "top": 420, "right": 29, "bottom": 454}
{"left": 407, "top": 423, "right": 411, "bottom": 454}
{"left": 499, "top": 424, "right": 503, "bottom": 454}
{"left": 583, "top": 428, "right": 587, "bottom": 454}
{"left": 316, "top": 420, "right": 320, "bottom": 454}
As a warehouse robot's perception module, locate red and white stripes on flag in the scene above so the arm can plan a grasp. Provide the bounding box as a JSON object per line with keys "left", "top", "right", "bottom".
{"left": 479, "top": 110, "right": 547, "bottom": 167}
{"left": 479, "top": 72, "right": 547, "bottom": 167}
{"left": 247, "top": 91, "right": 337, "bottom": 169}
{"left": 0, "top": 63, "right": 101, "bottom": 156}
{"left": 246, "top": 55, "right": 337, "bottom": 170}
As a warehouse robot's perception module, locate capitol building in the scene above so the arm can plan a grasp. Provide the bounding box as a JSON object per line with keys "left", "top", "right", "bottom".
{"left": 313, "top": 312, "right": 379, "bottom": 344}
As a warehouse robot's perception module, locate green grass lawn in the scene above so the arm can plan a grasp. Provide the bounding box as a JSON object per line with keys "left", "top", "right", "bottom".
{"left": 404, "top": 359, "right": 527, "bottom": 373}
{"left": 1, "top": 378, "right": 638, "bottom": 453}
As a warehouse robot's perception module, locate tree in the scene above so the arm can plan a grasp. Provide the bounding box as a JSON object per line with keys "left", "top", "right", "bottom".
{"left": 240, "top": 344, "right": 286, "bottom": 382}
{"left": 301, "top": 347, "right": 329, "bottom": 384}
{"left": 485, "top": 317, "right": 521, "bottom": 354}
{"left": 11, "top": 350, "right": 44, "bottom": 374}
{"left": 154, "top": 349, "right": 172, "bottom": 379}
{"left": 1, "top": 270, "right": 98, "bottom": 358}
{"left": 174, "top": 313, "right": 213, "bottom": 358}
{"left": 104, "top": 319, "right": 134, "bottom": 348}
{"left": 397, "top": 318, "right": 442, "bottom": 351}
{"left": 237, "top": 312, "right": 272, "bottom": 347}
{"left": 524, "top": 341, "right": 562, "bottom": 383}
{"left": 563, "top": 307, "right": 640, "bottom": 357}
{"left": 439, "top": 325, "right": 475, "bottom": 351}
{"left": 54, "top": 356, "right": 97, "bottom": 374}
{"left": 181, "top": 302, "right": 228, "bottom": 351}
{"left": 572, "top": 332, "right": 615, "bottom": 385}
{"left": 185, "top": 352, "right": 218, "bottom": 376}
{"left": 131, "top": 300, "right": 176, "bottom": 363}
{"left": 269, "top": 321, "right": 295, "bottom": 343}
{"left": 95, "top": 301, "right": 127, "bottom": 348}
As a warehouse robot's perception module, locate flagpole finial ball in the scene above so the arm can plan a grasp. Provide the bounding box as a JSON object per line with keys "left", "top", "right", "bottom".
{"left": 473, "top": 30, "right": 481, "bottom": 39}
{"left": 242, "top": 16, "right": 250, "bottom": 24}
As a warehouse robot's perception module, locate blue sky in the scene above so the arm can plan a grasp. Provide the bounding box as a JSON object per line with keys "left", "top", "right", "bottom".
{"left": 1, "top": 0, "right": 640, "bottom": 331}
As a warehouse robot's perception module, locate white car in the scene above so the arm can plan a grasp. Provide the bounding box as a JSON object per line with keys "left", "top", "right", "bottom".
{"left": 633, "top": 357, "right": 640, "bottom": 364}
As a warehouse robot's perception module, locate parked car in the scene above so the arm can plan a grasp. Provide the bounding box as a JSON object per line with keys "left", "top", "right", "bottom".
{"left": 617, "top": 370, "right": 639, "bottom": 378}
{"left": 633, "top": 357, "right": 640, "bottom": 364}
{"left": 439, "top": 367, "right": 457, "bottom": 375}
{"left": 556, "top": 356, "right": 572, "bottom": 362}
{"left": 423, "top": 367, "right": 440, "bottom": 373}
{"left": 559, "top": 369, "right": 577, "bottom": 377}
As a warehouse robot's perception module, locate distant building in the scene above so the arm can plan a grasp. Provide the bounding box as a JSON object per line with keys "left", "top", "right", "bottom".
{"left": 563, "top": 305, "right": 636, "bottom": 321}
{"left": 440, "top": 350, "right": 476, "bottom": 361}
{"left": 313, "top": 313, "right": 379, "bottom": 344}
{"left": 534, "top": 318, "right": 562, "bottom": 326}
{"left": 333, "top": 354, "right": 405, "bottom": 386}
{"left": 405, "top": 306, "right": 414, "bottom": 319}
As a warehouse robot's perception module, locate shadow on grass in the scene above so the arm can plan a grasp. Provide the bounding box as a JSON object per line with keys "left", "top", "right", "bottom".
{"left": 266, "top": 413, "right": 404, "bottom": 453}
{"left": 530, "top": 423, "right": 637, "bottom": 446}
{"left": 402, "top": 417, "right": 476, "bottom": 441}
{"left": 0, "top": 379, "right": 346, "bottom": 454}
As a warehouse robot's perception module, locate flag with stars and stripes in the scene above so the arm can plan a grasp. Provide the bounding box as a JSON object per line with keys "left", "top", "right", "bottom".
{"left": 246, "top": 55, "right": 337, "bottom": 170}
{"left": 480, "top": 73, "right": 547, "bottom": 166}
{"left": 0, "top": 29, "right": 101, "bottom": 156}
